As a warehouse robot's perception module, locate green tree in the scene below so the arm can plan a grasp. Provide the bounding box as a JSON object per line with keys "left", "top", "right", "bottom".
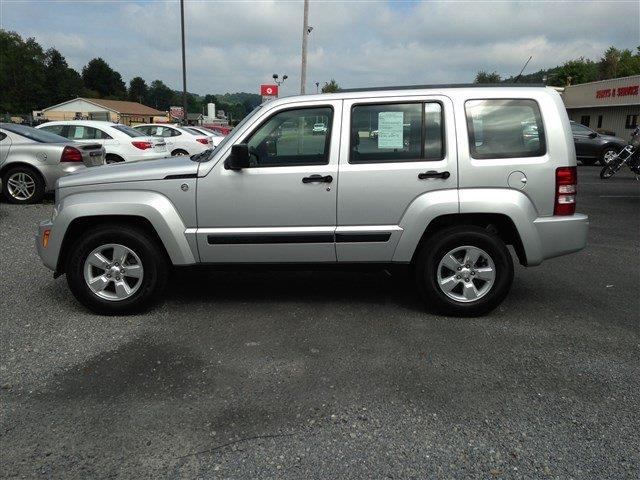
{"left": 614, "top": 46, "right": 640, "bottom": 78}
{"left": 321, "top": 79, "right": 340, "bottom": 93}
{"left": 598, "top": 46, "right": 621, "bottom": 80}
{"left": 44, "top": 48, "right": 83, "bottom": 105}
{"left": 128, "top": 76, "right": 149, "bottom": 104}
{"left": 550, "top": 58, "right": 598, "bottom": 86}
{"left": 0, "top": 30, "right": 47, "bottom": 113}
{"left": 81, "top": 58, "right": 126, "bottom": 98}
{"left": 148, "top": 80, "right": 174, "bottom": 110}
{"left": 474, "top": 70, "right": 501, "bottom": 83}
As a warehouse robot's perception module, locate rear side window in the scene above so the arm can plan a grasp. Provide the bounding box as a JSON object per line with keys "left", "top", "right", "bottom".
{"left": 39, "top": 124, "right": 66, "bottom": 136}
{"left": 68, "top": 125, "right": 112, "bottom": 140}
{"left": 350, "top": 102, "right": 444, "bottom": 163}
{"left": 465, "top": 99, "right": 545, "bottom": 159}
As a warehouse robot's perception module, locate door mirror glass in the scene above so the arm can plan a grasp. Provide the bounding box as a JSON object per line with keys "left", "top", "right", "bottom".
{"left": 225, "top": 143, "right": 251, "bottom": 170}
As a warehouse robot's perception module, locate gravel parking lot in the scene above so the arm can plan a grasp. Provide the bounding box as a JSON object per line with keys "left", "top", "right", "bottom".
{"left": 1, "top": 166, "right": 638, "bottom": 479}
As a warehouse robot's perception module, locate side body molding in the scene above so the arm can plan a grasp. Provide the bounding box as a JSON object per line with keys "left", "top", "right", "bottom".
{"left": 392, "top": 189, "right": 459, "bottom": 262}
{"left": 47, "top": 190, "right": 197, "bottom": 269}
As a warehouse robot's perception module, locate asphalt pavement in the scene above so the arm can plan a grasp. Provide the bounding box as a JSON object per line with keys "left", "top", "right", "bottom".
{"left": 1, "top": 166, "right": 638, "bottom": 479}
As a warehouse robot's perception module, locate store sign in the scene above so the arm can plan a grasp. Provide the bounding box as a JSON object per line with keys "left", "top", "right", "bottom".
{"left": 260, "top": 84, "right": 278, "bottom": 97}
{"left": 596, "top": 84, "right": 639, "bottom": 99}
{"left": 170, "top": 106, "right": 184, "bottom": 119}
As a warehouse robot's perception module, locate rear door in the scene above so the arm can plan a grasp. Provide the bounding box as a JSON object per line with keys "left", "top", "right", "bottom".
{"left": 336, "top": 95, "right": 457, "bottom": 261}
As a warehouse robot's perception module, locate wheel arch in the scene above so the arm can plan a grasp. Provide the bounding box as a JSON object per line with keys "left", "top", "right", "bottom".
{"left": 0, "top": 161, "right": 45, "bottom": 183}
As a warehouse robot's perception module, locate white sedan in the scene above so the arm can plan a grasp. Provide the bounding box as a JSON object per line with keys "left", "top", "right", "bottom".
{"left": 133, "top": 124, "right": 211, "bottom": 156}
{"left": 185, "top": 126, "right": 224, "bottom": 148}
{"left": 37, "top": 120, "right": 168, "bottom": 164}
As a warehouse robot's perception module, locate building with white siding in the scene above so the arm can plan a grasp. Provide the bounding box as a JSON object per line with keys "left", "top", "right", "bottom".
{"left": 562, "top": 75, "right": 640, "bottom": 137}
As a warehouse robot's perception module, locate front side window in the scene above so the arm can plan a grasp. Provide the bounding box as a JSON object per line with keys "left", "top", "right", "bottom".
{"left": 350, "top": 102, "right": 443, "bottom": 163}
{"left": 244, "top": 107, "right": 333, "bottom": 167}
{"left": 465, "top": 99, "right": 545, "bottom": 159}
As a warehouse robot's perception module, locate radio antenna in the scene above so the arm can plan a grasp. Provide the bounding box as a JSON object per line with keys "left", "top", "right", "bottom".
{"left": 513, "top": 56, "right": 532, "bottom": 83}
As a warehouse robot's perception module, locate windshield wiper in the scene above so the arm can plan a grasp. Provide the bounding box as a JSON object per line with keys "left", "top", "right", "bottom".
{"left": 190, "top": 148, "right": 214, "bottom": 163}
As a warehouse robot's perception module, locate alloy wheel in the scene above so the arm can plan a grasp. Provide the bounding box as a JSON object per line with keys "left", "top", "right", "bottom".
{"left": 436, "top": 246, "right": 496, "bottom": 303}
{"left": 7, "top": 172, "right": 36, "bottom": 200}
{"left": 603, "top": 150, "right": 618, "bottom": 164}
{"left": 83, "top": 244, "right": 144, "bottom": 301}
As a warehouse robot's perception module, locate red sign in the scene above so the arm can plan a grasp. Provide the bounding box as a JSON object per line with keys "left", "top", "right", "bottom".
{"left": 260, "top": 84, "right": 278, "bottom": 96}
{"left": 596, "top": 84, "right": 639, "bottom": 99}
{"left": 170, "top": 106, "right": 184, "bottom": 119}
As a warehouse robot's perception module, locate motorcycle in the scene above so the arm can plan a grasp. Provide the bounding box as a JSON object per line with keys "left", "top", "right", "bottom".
{"left": 600, "top": 126, "right": 640, "bottom": 179}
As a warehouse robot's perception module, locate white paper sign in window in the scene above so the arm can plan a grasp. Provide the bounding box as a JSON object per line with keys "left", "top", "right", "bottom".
{"left": 377, "top": 111, "right": 404, "bottom": 149}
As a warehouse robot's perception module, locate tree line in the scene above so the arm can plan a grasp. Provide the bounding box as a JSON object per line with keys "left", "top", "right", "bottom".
{"left": 0, "top": 30, "right": 261, "bottom": 122}
{"left": 474, "top": 46, "right": 640, "bottom": 85}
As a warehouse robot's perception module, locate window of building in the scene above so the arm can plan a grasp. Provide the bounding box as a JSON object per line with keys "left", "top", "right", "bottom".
{"left": 349, "top": 102, "right": 444, "bottom": 163}
{"left": 465, "top": 99, "right": 545, "bottom": 159}
{"left": 244, "top": 106, "right": 333, "bottom": 167}
{"left": 625, "top": 114, "right": 639, "bottom": 129}
{"left": 597, "top": 115, "right": 603, "bottom": 129}
{"left": 580, "top": 115, "right": 590, "bottom": 127}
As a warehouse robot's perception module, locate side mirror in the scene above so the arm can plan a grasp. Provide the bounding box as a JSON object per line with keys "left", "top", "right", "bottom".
{"left": 588, "top": 132, "right": 598, "bottom": 139}
{"left": 225, "top": 143, "right": 250, "bottom": 170}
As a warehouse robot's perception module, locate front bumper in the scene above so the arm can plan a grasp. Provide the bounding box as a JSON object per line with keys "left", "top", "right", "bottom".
{"left": 35, "top": 220, "right": 57, "bottom": 271}
{"left": 532, "top": 213, "right": 589, "bottom": 263}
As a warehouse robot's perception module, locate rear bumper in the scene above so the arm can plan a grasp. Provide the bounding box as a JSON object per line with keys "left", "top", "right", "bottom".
{"left": 531, "top": 213, "right": 589, "bottom": 264}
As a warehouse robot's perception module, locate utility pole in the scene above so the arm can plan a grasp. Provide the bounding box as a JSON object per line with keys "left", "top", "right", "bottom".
{"left": 300, "top": 0, "right": 309, "bottom": 94}
{"left": 180, "top": 0, "right": 188, "bottom": 124}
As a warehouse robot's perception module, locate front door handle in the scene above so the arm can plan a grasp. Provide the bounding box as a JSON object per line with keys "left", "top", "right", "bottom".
{"left": 418, "top": 170, "right": 450, "bottom": 180}
{"left": 302, "top": 174, "right": 333, "bottom": 184}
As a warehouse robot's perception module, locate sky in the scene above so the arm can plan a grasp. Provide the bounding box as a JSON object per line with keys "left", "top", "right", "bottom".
{"left": 1, "top": 0, "right": 639, "bottom": 96}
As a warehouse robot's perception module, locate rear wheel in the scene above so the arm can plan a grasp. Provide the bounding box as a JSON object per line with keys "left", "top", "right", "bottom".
{"left": 414, "top": 226, "right": 514, "bottom": 317}
{"left": 171, "top": 149, "right": 189, "bottom": 156}
{"left": 2, "top": 166, "right": 45, "bottom": 204}
{"left": 105, "top": 154, "right": 125, "bottom": 164}
{"left": 66, "top": 224, "right": 169, "bottom": 314}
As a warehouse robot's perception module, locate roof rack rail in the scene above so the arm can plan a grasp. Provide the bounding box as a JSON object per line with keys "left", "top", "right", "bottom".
{"left": 338, "top": 83, "right": 546, "bottom": 93}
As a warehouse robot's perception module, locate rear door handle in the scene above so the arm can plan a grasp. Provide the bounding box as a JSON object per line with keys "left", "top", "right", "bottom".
{"left": 302, "top": 174, "right": 333, "bottom": 184}
{"left": 418, "top": 170, "right": 450, "bottom": 180}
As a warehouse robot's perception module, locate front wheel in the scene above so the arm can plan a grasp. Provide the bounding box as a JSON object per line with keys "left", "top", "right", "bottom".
{"left": 414, "top": 226, "right": 514, "bottom": 317}
{"left": 66, "top": 225, "right": 169, "bottom": 314}
{"left": 600, "top": 163, "right": 617, "bottom": 179}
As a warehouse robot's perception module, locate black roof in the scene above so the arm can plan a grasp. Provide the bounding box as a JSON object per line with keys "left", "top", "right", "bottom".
{"left": 338, "top": 83, "right": 546, "bottom": 93}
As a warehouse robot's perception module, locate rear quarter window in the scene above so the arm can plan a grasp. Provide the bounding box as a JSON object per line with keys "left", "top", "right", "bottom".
{"left": 465, "top": 99, "right": 546, "bottom": 159}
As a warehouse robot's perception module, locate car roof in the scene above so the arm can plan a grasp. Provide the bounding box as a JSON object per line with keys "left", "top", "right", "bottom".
{"left": 38, "top": 120, "right": 120, "bottom": 128}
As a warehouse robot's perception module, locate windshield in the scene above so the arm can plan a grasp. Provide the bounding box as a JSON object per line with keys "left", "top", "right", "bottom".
{"left": 112, "top": 124, "right": 146, "bottom": 137}
{"left": 1, "top": 123, "right": 70, "bottom": 143}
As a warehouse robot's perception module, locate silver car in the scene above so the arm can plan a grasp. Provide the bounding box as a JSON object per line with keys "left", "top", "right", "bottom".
{"left": 35, "top": 85, "right": 588, "bottom": 316}
{"left": 0, "top": 123, "right": 105, "bottom": 204}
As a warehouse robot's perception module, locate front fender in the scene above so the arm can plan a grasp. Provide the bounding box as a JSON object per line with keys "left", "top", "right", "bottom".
{"left": 39, "top": 190, "right": 196, "bottom": 271}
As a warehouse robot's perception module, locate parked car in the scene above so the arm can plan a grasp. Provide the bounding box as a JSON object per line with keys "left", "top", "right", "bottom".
{"left": 570, "top": 121, "right": 627, "bottom": 166}
{"left": 0, "top": 123, "right": 104, "bottom": 204}
{"left": 204, "top": 125, "right": 231, "bottom": 136}
{"left": 36, "top": 120, "right": 167, "bottom": 164}
{"left": 132, "top": 124, "right": 210, "bottom": 156}
{"left": 35, "top": 85, "right": 588, "bottom": 317}
{"left": 184, "top": 126, "right": 224, "bottom": 148}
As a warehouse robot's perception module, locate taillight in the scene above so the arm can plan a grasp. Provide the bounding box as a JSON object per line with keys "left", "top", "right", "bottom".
{"left": 60, "top": 146, "right": 83, "bottom": 162}
{"left": 196, "top": 138, "right": 210, "bottom": 145}
{"left": 132, "top": 141, "right": 153, "bottom": 150}
{"left": 554, "top": 166, "right": 577, "bottom": 215}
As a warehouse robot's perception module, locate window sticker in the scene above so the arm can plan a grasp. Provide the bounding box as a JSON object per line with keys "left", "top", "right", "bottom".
{"left": 74, "top": 126, "right": 85, "bottom": 139}
{"left": 377, "top": 111, "right": 404, "bottom": 149}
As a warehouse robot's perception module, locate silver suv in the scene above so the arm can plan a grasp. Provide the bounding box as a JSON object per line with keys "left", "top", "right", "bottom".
{"left": 35, "top": 85, "right": 588, "bottom": 316}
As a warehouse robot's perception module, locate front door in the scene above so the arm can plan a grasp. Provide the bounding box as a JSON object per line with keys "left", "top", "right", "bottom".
{"left": 195, "top": 100, "right": 341, "bottom": 263}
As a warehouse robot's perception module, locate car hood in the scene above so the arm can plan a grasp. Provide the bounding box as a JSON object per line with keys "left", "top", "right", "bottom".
{"left": 599, "top": 134, "right": 627, "bottom": 144}
{"left": 57, "top": 155, "right": 198, "bottom": 189}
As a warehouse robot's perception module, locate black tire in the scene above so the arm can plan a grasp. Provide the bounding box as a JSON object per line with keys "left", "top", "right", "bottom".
{"left": 65, "top": 224, "right": 169, "bottom": 315}
{"left": 600, "top": 164, "right": 616, "bottom": 179}
{"left": 105, "top": 154, "right": 125, "bottom": 164}
{"left": 171, "top": 149, "right": 189, "bottom": 156}
{"left": 1, "top": 165, "right": 46, "bottom": 204}
{"left": 414, "top": 226, "right": 514, "bottom": 317}
{"left": 599, "top": 146, "right": 618, "bottom": 166}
